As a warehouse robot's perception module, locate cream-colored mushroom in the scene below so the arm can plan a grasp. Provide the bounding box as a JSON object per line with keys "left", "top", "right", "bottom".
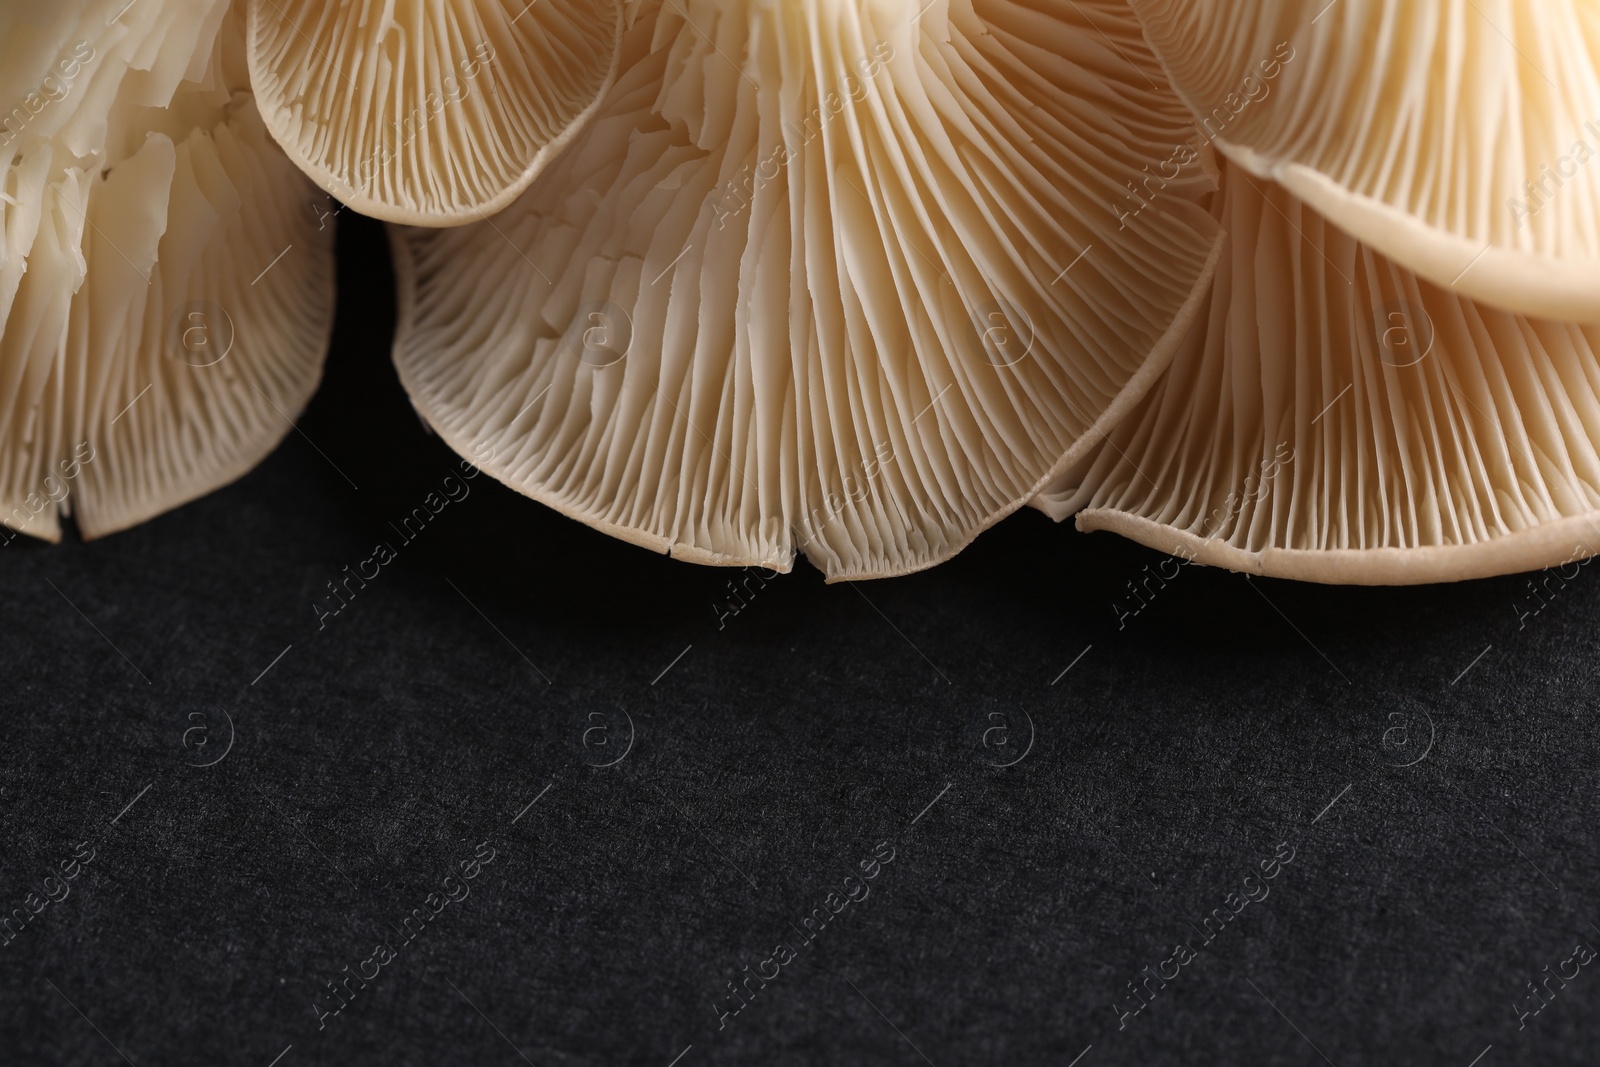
{"left": 390, "top": 0, "right": 1224, "bottom": 579}
{"left": 1128, "top": 0, "right": 1600, "bottom": 322}
{"left": 0, "top": 0, "right": 334, "bottom": 543}
{"left": 1038, "top": 158, "right": 1600, "bottom": 584}
{"left": 246, "top": 0, "right": 624, "bottom": 226}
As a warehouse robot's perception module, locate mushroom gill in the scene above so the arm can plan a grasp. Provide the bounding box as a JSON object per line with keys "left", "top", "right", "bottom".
{"left": 0, "top": 0, "right": 335, "bottom": 543}
{"left": 1038, "top": 158, "right": 1600, "bottom": 584}
{"left": 390, "top": 0, "right": 1224, "bottom": 580}
{"left": 246, "top": 0, "right": 624, "bottom": 225}
{"left": 1128, "top": 0, "right": 1600, "bottom": 322}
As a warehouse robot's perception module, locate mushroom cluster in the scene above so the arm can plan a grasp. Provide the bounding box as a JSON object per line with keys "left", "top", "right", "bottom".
{"left": 6, "top": 0, "right": 1600, "bottom": 587}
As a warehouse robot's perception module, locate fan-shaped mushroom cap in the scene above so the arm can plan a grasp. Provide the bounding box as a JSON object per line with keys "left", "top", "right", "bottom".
{"left": 391, "top": 0, "right": 1223, "bottom": 579}
{"left": 246, "top": 0, "right": 624, "bottom": 226}
{"left": 0, "top": 0, "right": 334, "bottom": 543}
{"left": 1128, "top": 0, "right": 1600, "bottom": 322}
{"left": 1039, "top": 159, "right": 1600, "bottom": 584}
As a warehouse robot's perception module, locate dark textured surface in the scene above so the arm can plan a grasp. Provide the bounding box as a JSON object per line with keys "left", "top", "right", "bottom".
{"left": 2, "top": 216, "right": 1598, "bottom": 1067}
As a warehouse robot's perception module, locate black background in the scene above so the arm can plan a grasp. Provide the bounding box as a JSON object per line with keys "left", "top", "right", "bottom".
{"left": 2, "top": 215, "right": 1597, "bottom": 1066}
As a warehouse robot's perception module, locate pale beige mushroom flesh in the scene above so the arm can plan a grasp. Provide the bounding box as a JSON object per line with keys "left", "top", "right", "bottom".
{"left": 390, "top": 0, "right": 1224, "bottom": 580}
{"left": 1129, "top": 0, "right": 1600, "bottom": 322}
{"left": 246, "top": 0, "right": 624, "bottom": 226}
{"left": 0, "top": 0, "right": 334, "bottom": 543}
{"left": 1038, "top": 158, "right": 1600, "bottom": 584}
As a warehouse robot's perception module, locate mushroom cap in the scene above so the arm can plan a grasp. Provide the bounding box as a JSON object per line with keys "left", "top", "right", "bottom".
{"left": 0, "top": 0, "right": 335, "bottom": 543}
{"left": 1128, "top": 0, "right": 1600, "bottom": 322}
{"left": 246, "top": 0, "right": 624, "bottom": 226}
{"left": 390, "top": 0, "right": 1224, "bottom": 580}
{"left": 1039, "top": 158, "right": 1600, "bottom": 584}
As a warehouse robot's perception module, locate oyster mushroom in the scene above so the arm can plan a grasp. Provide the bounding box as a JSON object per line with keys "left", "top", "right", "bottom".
{"left": 1128, "top": 0, "right": 1600, "bottom": 322}
{"left": 1038, "top": 159, "right": 1600, "bottom": 584}
{"left": 390, "top": 0, "right": 1224, "bottom": 579}
{"left": 0, "top": 0, "right": 335, "bottom": 543}
{"left": 246, "top": 0, "right": 625, "bottom": 225}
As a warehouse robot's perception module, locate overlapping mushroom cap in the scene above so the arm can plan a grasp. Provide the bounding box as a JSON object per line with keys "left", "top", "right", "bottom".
{"left": 1032, "top": 0, "right": 1600, "bottom": 583}
{"left": 0, "top": 0, "right": 334, "bottom": 543}
{"left": 389, "top": 0, "right": 1224, "bottom": 579}
{"left": 246, "top": 0, "right": 624, "bottom": 225}
{"left": 1038, "top": 157, "right": 1600, "bottom": 584}
{"left": 1129, "top": 0, "right": 1600, "bottom": 322}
